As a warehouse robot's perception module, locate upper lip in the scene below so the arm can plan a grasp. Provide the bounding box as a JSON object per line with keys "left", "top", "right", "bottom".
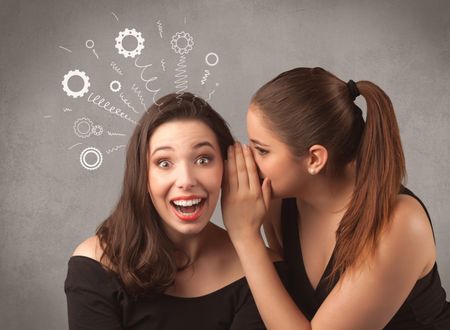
{"left": 171, "top": 195, "right": 206, "bottom": 201}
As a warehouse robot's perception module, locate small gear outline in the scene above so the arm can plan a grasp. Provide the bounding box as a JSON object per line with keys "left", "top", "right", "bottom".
{"left": 80, "top": 147, "right": 103, "bottom": 171}
{"left": 62, "top": 69, "right": 90, "bottom": 98}
{"left": 73, "top": 117, "right": 94, "bottom": 138}
{"left": 115, "top": 28, "right": 145, "bottom": 58}
{"left": 170, "top": 31, "right": 194, "bottom": 55}
{"left": 92, "top": 125, "right": 104, "bottom": 136}
{"left": 109, "top": 80, "right": 121, "bottom": 92}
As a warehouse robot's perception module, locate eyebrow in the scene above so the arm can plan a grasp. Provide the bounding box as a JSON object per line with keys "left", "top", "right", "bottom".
{"left": 250, "top": 139, "right": 269, "bottom": 147}
{"left": 151, "top": 141, "right": 216, "bottom": 157}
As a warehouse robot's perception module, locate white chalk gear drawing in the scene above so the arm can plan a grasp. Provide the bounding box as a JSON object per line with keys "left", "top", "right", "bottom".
{"left": 73, "top": 117, "right": 94, "bottom": 138}
{"left": 62, "top": 70, "right": 90, "bottom": 98}
{"left": 80, "top": 147, "right": 103, "bottom": 171}
{"left": 109, "top": 80, "right": 121, "bottom": 92}
{"left": 115, "top": 28, "right": 145, "bottom": 58}
{"left": 170, "top": 31, "right": 194, "bottom": 55}
{"left": 92, "top": 125, "right": 104, "bottom": 136}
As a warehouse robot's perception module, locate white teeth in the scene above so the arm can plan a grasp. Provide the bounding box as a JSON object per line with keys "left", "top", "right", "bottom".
{"left": 172, "top": 198, "right": 202, "bottom": 207}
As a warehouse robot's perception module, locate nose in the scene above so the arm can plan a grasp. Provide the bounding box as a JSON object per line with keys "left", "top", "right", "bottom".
{"left": 175, "top": 163, "right": 197, "bottom": 190}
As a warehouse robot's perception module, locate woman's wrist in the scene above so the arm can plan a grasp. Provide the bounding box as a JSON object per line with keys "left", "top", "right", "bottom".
{"left": 230, "top": 230, "right": 266, "bottom": 254}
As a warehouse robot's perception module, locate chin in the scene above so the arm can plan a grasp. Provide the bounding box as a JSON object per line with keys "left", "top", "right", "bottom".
{"left": 175, "top": 221, "right": 209, "bottom": 236}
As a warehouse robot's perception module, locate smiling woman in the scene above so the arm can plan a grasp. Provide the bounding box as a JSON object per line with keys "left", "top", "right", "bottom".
{"left": 64, "top": 92, "right": 286, "bottom": 330}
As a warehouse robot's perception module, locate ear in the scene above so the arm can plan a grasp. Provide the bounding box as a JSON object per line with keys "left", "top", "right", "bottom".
{"left": 306, "top": 144, "right": 328, "bottom": 175}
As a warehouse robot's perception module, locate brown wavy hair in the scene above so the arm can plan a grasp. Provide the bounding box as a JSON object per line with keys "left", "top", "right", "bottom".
{"left": 252, "top": 67, "right": 406, "bottom": 283}
{"left": 96, "top": 92, "right": 234, "bottom": 297}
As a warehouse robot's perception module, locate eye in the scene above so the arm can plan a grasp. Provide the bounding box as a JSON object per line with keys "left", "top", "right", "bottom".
{"left": 196, "top": 156, "right": 212, "bottom": 165}
{"left": 157, "top": 160, "right": 171, "bottom": 168}
{"left": 254, "top": 146, "right": 269, "bottom": 156}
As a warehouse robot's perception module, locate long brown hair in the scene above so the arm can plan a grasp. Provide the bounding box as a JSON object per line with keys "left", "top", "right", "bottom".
{"left": 96, "top": 92, "right": 234, "bottom": 297}
{"left": 252, "top": 67, "right": 406, "bottom": 282}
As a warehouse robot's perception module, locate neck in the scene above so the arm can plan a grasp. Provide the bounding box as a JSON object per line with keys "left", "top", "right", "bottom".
{"left": 297, "top": 163, "right": 356, "bottom": 217}
{"left": 166, "top": 223, "right": 214, "bottom": 266}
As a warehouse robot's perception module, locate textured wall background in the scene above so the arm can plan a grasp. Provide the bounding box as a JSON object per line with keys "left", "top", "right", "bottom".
{"left": 1, "top": 0, "right": 449, "bottom": 328}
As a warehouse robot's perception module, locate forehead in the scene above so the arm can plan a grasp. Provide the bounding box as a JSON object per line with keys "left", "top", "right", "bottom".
{"left": 247, "top": 104, "right": 279, "bottom": 142}
{"left": 149, "top": 119, "right": 219, "bottom": 151}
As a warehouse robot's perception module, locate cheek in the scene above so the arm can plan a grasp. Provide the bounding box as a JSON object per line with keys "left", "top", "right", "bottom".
{"left": 254, "top": 156, "right": 277, "bottom": 179}
{"left": 148, "top": 171, "right": 170, "bottom": 199}
{"left": 197, "top": 164, "right": 223, "bottom": 200}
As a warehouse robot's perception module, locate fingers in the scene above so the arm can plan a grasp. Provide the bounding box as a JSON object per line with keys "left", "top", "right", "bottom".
{"left": 234, "top": 142, "right": 250, "bottom": 190}
{"left": 222, "top": 160, "right": 229, "bottom": 193}
{"left": 242, "top": 144, "right": 261, "bottom": 192}
{"left": 261, "top": 177, "right": 272, "bottom": 210}
{"left": 227, "top": 144, "right": 238, "bottom": 191}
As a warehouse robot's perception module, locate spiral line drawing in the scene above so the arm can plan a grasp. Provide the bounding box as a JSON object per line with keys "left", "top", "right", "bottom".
{"left": 175, "top": 55, "right": 188, "bottom": 98}
{"left": 131, "top": 83, "right": 147, "bottom": 110}
{"left": 120, "top": 92, "right": 138, "bottom": 114}
{"left": 110, "top": 61, "right": 123, "bottom": 75}
{"left": 157, "top": 20, "right": 163, "bottom": 39}
{"left": 201, "top": 69, "right": 210, "bottom": 85}
{"left": 106, "top": 145, "right": 126, "bottom": 154}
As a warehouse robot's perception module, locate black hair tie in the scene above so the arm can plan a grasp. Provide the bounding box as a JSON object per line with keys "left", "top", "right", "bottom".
{"left": 347, "top": 80, "right": 360, "bottom": 101}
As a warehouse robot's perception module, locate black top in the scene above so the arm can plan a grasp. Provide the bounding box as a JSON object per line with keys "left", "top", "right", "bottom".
{"left": 65, "top": 255, "right": 286, "bottom": 330}
{"left": 281, "top": 186, "right": 450, "bottom": 328}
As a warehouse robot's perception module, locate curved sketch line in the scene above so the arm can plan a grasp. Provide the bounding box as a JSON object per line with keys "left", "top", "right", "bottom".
{"left": 59, "top": 46, "right": 72, "bottom": 53}
{"left": 206, "top": 89, "right": 215, "bottom": 101}
{"left": 68, "top": 143, "right": 82, "bottom": 150}
{"left": 111, "top": 12, "right": 119, "bottom": 22}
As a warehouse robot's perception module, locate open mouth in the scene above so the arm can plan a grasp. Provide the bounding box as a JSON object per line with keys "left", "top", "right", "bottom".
{"left": 170, "top": 198, "right": 206, "bottom": 221}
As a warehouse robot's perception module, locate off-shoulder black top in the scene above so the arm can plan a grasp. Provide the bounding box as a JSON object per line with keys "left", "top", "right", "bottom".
{"left": 65, "top": 255, "right": 287, "bottom": 330}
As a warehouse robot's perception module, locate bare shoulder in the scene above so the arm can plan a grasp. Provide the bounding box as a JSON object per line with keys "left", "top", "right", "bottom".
{"left": 72, "top": 235, "right": 104, "bottom": 262}
{"left": 378, "top": 194, "right": 435, "bottom": 276}
{"left": 389, "top": 194, "right": 433, "bottom": 243}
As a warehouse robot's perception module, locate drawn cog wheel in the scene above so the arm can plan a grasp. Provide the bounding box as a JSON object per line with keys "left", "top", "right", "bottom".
{"left": 115, "top": 28, "right": 145, "bottom": 58}
{"left": 80, "top": 147, "right": 103, "bottom": 171}
{"left": 171, "top": 31, "right": 194, "bottom": 55}
{"left": 92, "top": 125, "right": 104, "bottom": 136}
{"left": 73, "top": 117, "right": 94, "bottom": 138}
{"left": 109, "top": 80, "right": 121, "bottom": 92}
{"left": 62, "top": 70, "right": 90, "bottom": 98}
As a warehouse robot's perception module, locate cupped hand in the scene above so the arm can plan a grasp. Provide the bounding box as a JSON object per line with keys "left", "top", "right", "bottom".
{"left": 221, "top": 142, "right": 272, "bottom": 243}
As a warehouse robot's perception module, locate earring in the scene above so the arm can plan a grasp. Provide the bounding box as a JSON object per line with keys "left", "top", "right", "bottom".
{"left": 309, "top": 169, "right": 316, "bottom": 175}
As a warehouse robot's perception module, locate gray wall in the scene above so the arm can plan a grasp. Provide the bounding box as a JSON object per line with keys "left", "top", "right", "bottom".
{"left": 1, "top": 0, "right": 449, "bottom": 328}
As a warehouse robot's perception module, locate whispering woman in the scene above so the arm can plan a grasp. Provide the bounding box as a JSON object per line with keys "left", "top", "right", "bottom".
{"left": 222, "top": 67, "right": 450, "bottom": 329}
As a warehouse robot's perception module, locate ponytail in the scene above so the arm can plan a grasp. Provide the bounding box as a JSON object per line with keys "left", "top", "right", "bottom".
{"left": 252, "top": 68, "right": 406, "bottom": 283}
{"left": 330, "top": 80, "right": 406, "bottom": 282}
